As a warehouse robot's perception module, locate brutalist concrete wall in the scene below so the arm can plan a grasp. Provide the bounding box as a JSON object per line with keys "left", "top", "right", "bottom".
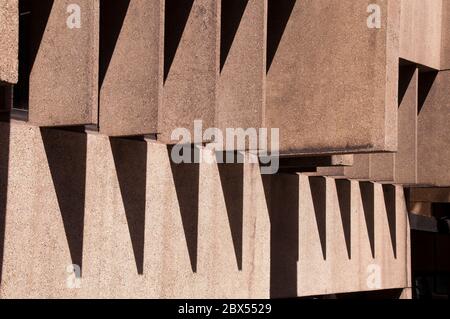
{"left": 265, "top": 0, "right": 400, "bottom": 155}
{"left": 0, "top": 121, "right": 411, "bottom": 298}
{"left": 0, "top": 0, "right": 18, "bottom": 84}
{"left": 28, "top": 0, "right": 98, "bottom": 126}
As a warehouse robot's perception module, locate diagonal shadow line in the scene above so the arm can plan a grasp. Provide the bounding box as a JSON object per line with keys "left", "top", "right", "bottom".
{"left": 262, "top": 173, "right": 299, "bottom": 299}
{"left": 382, "top": 184, "right": 397, "bottom": 259}
{"left": 218, "top": 163, "right": 244, "bottom": 270}
{"left": 336, "top": 179, "right": 351, "bottom": 259}
{"left": 110, "top": 137, "right": 147, "bottom": 275}
{"left": 99, "top": 0, "right": 131, "bottom": 89}
{"left": 309, "top": 176, "right": 326, "bottom": 260}
{"left": 14, "top": 0, "right": 53, "bottom": 109}
{"left": 168, "top": 145, "right": 199, "bottom": 273}
{"left": 398, "top": 64, "right": 417, "bottom": 106}
{"left": 267, "top": 0, "right": 296, "bottom": 73}
{"left": 359, "top": 181, "right": 375, "bottom": 259}
{"left": 0, "top": 120, "right": 10, "bottom": 285}
{"left": 220, "top": 0, "right": 249, "bottom": 72}
{"left": 418, "top": 70, "right": 438, "bottom": 114}
{"left": 41, "top": 128, "right": 86, "bottom": 275}
{"left": 164, "top": 0, "right": 195, "bottom": 83}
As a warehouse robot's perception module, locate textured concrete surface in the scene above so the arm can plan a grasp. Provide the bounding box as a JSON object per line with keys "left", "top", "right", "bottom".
{"left": 266, "top": 0, "right": 400, "bottom": 155}
{"left": 417, "top": 70, "right": 450, "bottom": 186}
{"left": 442, "top": 0, "right": 450, "bottom": 70}
{"left": 99, "top": 0, "right": 163, "bottom": 136}
{"left": 28, "top": 0, "right": 98, "bottom": 126}
{"left": 400, "top": 0, "right": 442, "bottom": 70}
{"left": 0, "top": 121, "right": 411, "bottom": 298}
{"left": 158, "top": 0, "right": 219, "bottom": 144}
{"left": 217, "top": 0, "right": 265, "bottom": 149}
{"left": 0, "top": 0, "right": 18, "bottom": 84}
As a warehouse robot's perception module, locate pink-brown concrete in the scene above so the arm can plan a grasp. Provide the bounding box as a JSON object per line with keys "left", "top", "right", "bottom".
{"left": 266, "top": 0, "right": 400, "bottom": 156}
{"left": 28, "top": 0, "right": 98, "bottom": 127}
{"left": 99, "top": 0, "right": 163, "bottom": 136}
{"left": 0, "top": 0, "right": 18, "bottom": 84}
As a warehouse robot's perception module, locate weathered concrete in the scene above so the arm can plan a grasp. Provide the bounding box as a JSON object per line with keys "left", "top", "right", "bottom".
{"left": 417, "top": 70, "right": 450, "bottom": 186}
{"left": 217, "top": 0, "right": 266, "bottom": 149}
{"left": 0, "top": 0, "right": 18, "bottom": 84}
{"left": 158, "top": 0, "right": 219, "bottom": 144}
{"left": 28, "top": 0, "right": 98, "bottom": 126}
{"left": 99, "top": 0, "right": 163, "bottom": 136}
{"left": 442, "top": 0, "right": 450, "bottom": 70}
{"left": 266, "top": 0, "right": 400, "bottom": 155}
{"left": 400, "top": 0, "right": 442, "bottom": 70}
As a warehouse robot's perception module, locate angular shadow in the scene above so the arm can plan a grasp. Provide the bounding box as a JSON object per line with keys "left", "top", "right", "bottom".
{"left": 418, "top": 70, "right": 438, "bottom": 114}
{"left": 14, "top": 0, "right": 54, "bottom": 109}
{"left": 398, "top": 64, "right": 416, "bottom": 106}
{"left": 99, "top": 0, "right": 131, "bottom": 89}
{"left": 309, "top": 176, "right": 326, "bottom": 260}
{"left": 218, "top": 163, "right": 244, "bottom": 270}
{"left": 262, "top": 173, "right": 299, "bottom": 299}
{"left": 110, "top": 137, "right": 147, "bottom": 275}
{"left": 41, "top": 128, "right": 86, "bottom": 275}
{"left": 164, "top": 0, "right": 195, "bottom": 82}
{"left": 0, "top": 121, "right": 10, "bottom": 284}
{"left": 220, "top": 0, "right": 249, "bottom": 72}
{"left": 359, "top": 182, "right": 375, "bottom": 258}
{"left": 267, "top": 0, "right": 296, "bottom": 73}
{"left": 168, "top": 145, "right": 199, "bottom": 273}
{"left": 382, "top": 184, "right": 397, "bottom": 259}
{"left": 336, "top": 179, "right": 351, "bottom": 259}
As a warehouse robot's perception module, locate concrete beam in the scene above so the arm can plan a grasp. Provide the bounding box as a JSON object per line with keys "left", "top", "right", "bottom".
{"left": 0, "top": 0, "right": 18, "bottom": 84}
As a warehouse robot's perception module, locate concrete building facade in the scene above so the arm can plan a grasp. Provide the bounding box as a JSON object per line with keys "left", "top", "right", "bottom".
{"left": 0, "top": 0, "right": 449, "bottom": 299}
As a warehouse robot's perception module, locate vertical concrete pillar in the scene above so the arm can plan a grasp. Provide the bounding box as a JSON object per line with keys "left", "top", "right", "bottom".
{"left": 99, "top": 0, "right": 163, "bottom": 136}
{"left": 0, "top": 0, "right": 18, "bottom": 84}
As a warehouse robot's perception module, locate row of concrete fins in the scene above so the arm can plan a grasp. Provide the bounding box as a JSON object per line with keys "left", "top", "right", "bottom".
{"left": 1, "top": 0, "right": 450, "bottom": 185}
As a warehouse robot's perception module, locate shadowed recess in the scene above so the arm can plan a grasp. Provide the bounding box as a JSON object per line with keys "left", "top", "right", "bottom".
{"left": 218, "top": 162, "right": 244, "bottom": 270}
{"left": 382, "top": 184, "right": 397, "bottom": 259}
{"left": 267, "top": 0, "right": 296, "bottom": 73}
{"left": 262, "top": 174, "right": 299, "bottom": 299}
{"left": 0, "top": 121, "right": 10, "bottom": 284}
{"left": 164, "top": 0, "right": 195, "bottom": 82}
{"left": 110, "top": 138, "right": 147, "bottom": 275}
{"left": 418, "top": 70, "right": 438, "bottom": 114}
{"left": 359, "top": 182, "right": 375, "bottom": 258}
{"left": 309, "top": 176, "right": 326, "bottom": 260}
{"left": 99, "top": 0, "right": 131, "bottom": 89}
{"left": 41, "top": 128, "right": 86, "bottom": 275}
{"left": 336, "top": 179, "right": 351, "bottom": 259}
{"left": 220, "top": 0, "right": 249, "bottom": 72}
{"left": 168, "top": 145, "right": 199, "bottom": 273}
{"left": 398, "top": 65, "right": 417, "bottom": 106}
{"left": 13, "top": 0, "right": 53, "bottom": 109}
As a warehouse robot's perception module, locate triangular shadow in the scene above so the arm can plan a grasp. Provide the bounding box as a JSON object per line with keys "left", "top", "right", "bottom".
{"left": 359, "top": 181, "right": 375, "bottom": 258}
{"left": 309, "top": 176, "right": 327, "bottom": 260}
{"left": 336, "top": 179, "right": 351, "bottom": 259}
{"left": 382, "top": 184, "right": 397, "bottom": 259}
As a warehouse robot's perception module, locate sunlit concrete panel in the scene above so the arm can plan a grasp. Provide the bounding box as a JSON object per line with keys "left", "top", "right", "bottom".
{"left": 0, "top": 0, "right": 18, "bottom": 84}
{"left": 99, "top": 0, "right": 163, "bottom": 136}
{"left": 266, "top": 0, "right": 400, "bottom": 156}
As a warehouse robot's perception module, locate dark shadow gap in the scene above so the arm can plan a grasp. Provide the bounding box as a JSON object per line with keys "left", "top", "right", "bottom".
{"left": 41, "top": 128, "right": 86, "bottom": 275}
{"left": 164, "top": 0, "right": 194, "bottom": 82}
{"left": 13, "top": 0, "right": 54, "bottom": 110}
{"left": 336, "top": 179, "right": 351, "bottom": 259}
{"left": 262, "top": 173, "right": 299, "bottom": 299}
{"left": 418, "top": 70, "right": 438, "bottom": 114}
{"left": 110, "top": 137, "right": 147, "bottom": 275}
{"left": 382, "top": 184, "right": 397, "bottom": 259}
{"left": 309, "top": 176, "right": 327, "bottom": 260}
{"left": 168, "top": 145, "right": 199, "bottom": 273}
{"left": 359, "top": 181, "right": 375, "bottom": 258}
{"left": 398, "top": 64, "right": 417, "bottom": 106}
{"left": 218, "top": 163, "right": 244, "bottom": 270}
{"left": 99, "top": 0, "right": 131, "bottom": 89}
{"left": 266, "top": 0, "right": 296, "bottom": 73}
{"left": 220, "top": 0, "right": 249, "bottom": 72}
